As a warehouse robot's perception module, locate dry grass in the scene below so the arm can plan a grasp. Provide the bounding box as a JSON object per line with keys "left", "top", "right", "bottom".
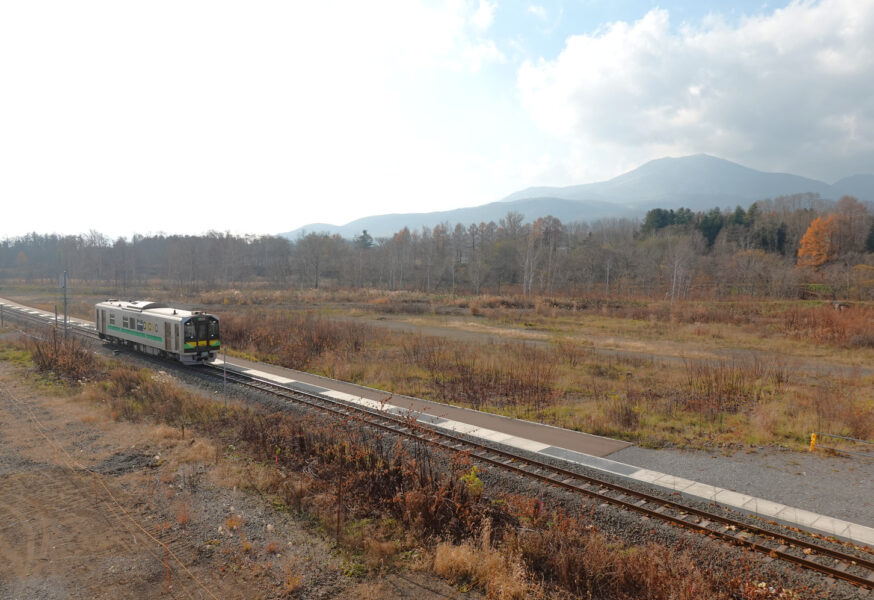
{"left": 800, "top": 376, "right": 874, "bottom": 441}
{"left": 220, "top": 310, "right": 378, "bottom": 370}
{"left": 150, "top": 423, "right": 181, "bottom": 440}
{"left": 21, "top": 285, "right": 872, "bottom": 452}
{"left": 363, "top": 539, "right": 398, "bottom": 569}
{"left": 177, "top": 438, "right": 218, "bottom": 464}
{"left": 26, "top": 332, "right": 99, "bottom": 381}
{"left": 781, "top": 304, "right": 874, "bottom": 347}
{"left": 682, "top": 356, "right": 789, "bottom": 415}
{"left": 281, "top": 557, "right": 303, "bottom": 596}
{"left": 202, "top": 298, "right": 874, "bottom": 450}
{"left": 432, "top": 523, "right": 532, "bottom": 600}
{"left": 174, "top": 499, "right": 192, "bottom": 526}
{"left": 348, "top": 580, "right": 387, "bottom": 600}
{"left": 10, "top": 326, "right": 808, "bottom": 600}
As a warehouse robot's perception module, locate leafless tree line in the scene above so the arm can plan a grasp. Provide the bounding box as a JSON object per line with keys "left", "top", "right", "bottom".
{"left": 2, "top": 194, "right": 873, "bottom": 299}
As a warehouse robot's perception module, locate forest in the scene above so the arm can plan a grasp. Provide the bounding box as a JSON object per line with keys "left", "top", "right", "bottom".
{"left": 3, "top": 193, "right": 874, "bottom": 300}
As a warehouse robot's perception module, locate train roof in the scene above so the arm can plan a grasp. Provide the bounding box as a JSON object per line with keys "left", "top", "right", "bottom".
{"left": 96, "top": 299, "right": 214, "bottom": 319}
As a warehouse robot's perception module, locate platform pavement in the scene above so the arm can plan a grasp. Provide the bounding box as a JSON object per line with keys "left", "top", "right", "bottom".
{"left": 2, "top": 298, "right": 870, "bottom": 547}
{"left": 218, "top": 358, "right": 874, "bottom": 548}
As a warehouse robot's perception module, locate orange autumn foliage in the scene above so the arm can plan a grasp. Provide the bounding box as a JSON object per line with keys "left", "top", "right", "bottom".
{"left": 797, "top": 215, "right": 836, "bottom": 268}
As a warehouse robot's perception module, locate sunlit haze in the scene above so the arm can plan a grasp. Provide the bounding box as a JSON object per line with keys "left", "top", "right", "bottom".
{"left": 1, "top": 0, "right": 872, "bottom": 239}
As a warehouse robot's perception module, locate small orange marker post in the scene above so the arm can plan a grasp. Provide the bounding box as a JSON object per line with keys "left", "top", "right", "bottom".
{"left": 809, "top": 433, "right": 817, "bottom": 452}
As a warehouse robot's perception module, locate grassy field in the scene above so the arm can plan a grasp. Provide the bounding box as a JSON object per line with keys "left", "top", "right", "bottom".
{"left": 6, "top": 283, "right": 874, "bottom": 452}
{"left": 1, "top": 332, "right": 793, "bottom": 600}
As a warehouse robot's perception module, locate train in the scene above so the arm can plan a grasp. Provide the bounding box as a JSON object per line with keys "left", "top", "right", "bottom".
{"left": 95, "top": 300, "right": 220, "bottom": 364}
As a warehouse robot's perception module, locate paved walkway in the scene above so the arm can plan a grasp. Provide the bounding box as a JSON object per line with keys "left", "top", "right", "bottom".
{"left": 2, "top": 298, "right": 871, "bottom": 547}
{"left": 218, "top": 356, "right": 874, "bottom": 548}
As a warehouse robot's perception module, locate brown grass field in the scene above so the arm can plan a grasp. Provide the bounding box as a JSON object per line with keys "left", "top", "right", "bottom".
{"left": 0, "top": 331, "right": 826, "bottom": 599}
{"left": 8, "top": 283, "right": 874, "bottom": 452}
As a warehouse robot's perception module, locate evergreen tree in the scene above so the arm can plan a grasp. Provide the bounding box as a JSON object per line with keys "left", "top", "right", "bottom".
{"left": 696, "top": 208, "right": 724, "bottom": 248}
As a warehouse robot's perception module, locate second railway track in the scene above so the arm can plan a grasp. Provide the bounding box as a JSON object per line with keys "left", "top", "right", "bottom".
{"left": 3, "top": 299, "right": 874, "bottom": 591}
{"left": 197, "top": 362, "right": 874, "bottom": 591}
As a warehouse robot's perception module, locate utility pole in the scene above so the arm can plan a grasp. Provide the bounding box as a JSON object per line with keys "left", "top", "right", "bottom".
{"left": 62, "top": 270, "right": 68, "bottom": 338}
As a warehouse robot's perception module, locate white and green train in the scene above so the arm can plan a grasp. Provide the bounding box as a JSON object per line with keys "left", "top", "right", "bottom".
{"left": 95, "top": 300, "right": 220, "bottom": 364}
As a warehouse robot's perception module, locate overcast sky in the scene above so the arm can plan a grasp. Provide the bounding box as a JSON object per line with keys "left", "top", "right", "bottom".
{"left": 1, "top": 0, "right": 872, "bottom": 240}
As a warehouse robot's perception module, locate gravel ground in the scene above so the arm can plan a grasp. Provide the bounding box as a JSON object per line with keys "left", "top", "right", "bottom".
{"left": 0, "top": 356, "right": 481, "bottom": 600}
{"left": 3, "top": 302, "right": 872, "bottom": 598}
{"left": 100, "top": 338, "right": 870, "bottom": 598}
{"left": 174, "top": 362, "right": 872, "bottom": 599}
{"left": 610, "top": 444, "right": 874, "bottom": 529}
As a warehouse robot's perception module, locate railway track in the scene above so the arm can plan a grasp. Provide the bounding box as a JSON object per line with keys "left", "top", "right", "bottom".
{"left": 3, "top": 299, "right": 874, "bottom": 590}
{"left": 194, "top": 363, "right": 874, "bottom": 591}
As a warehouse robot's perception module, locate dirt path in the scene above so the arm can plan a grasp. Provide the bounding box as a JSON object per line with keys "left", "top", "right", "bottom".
{"left": 0, "top": 361, "right": 476, "bottom": 600}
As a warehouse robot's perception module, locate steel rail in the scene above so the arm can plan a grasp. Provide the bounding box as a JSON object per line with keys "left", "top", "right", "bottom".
{"left": 3, "top": 300, "right": 873, "bottom": 588}
{"left": 198, "top": 363, "right": 874, "bottom": 590}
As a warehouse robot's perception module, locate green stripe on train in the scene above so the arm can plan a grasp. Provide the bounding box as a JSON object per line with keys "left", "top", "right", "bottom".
{"left": 107, "top": 324, "right": 162, "bottom": 343}
{"left": 184, "top": 342, "right": 221, "bottom": 350}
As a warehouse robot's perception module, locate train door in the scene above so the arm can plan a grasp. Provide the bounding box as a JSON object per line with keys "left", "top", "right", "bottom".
{"left": 207, "top": 317, "right": 219, "bottom": 349}
{"left": 196, "top": 319, "right": 208, "bottom": 349}
{"left": 183, "top": 320, "right": 196, "bottom": 352}
{"left": 164, "top": 322, "right": 171, "bottom": 351}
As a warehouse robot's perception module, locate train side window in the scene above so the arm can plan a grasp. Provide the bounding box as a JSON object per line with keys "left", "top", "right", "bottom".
{"left": 137, "top": 319, "right": 144, "bottom": 332}
{"left": 109, "top": 313, "right": 115, "bottom": 325}
{"left": 123, "top": 316, "right": 128, "bottom": 328}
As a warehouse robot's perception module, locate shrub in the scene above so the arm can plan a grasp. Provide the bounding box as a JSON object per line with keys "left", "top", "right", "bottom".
{"left": 219, "top": 310, "right": 376, "bottom": 369}
{"left": 682, "top": 356, "right": 787, "bottom": 415}
{"left": 605, "top": 394, "right": 639, "bottom": 430}
{"left": 26, "top": 332, "right": 100, "bottom": 381}
{"left": 780, "top": 304, "right": 874, "bottom": 348}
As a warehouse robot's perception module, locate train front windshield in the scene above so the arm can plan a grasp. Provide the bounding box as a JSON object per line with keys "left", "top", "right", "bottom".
{"left": 183, "top": 316, "right": 220, "bottom": 351}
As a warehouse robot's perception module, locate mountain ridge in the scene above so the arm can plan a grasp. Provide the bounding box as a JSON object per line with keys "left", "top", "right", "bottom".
{"left": 281, "top": 154, "right": 873, "bottom": 239}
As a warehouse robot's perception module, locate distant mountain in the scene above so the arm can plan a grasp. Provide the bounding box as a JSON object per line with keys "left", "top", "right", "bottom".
{"left": 502, "top": 154, "right": 837, "bottom": 208}
{"left": 283, "top": 197, "right": 629, "bottom": 240}
{"left": 832, "top": 174, "right": 874, "bottom": 201}
{"left": 281, "top": 154, "right": 872, "bottom": 239}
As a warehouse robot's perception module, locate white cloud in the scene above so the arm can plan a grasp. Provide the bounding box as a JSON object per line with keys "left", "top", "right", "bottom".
{"left": 471, "top": 0, "right": 497, "bottom": 30}
{"left": 462, "top": 39, "right": 506, "bottom": 72}
{"left": 0, "top": 0, "right": 509, "bottom": 237}
{"left": 517, "top": 0, "right": 874, "bottom": 182}
{"left": 528, "top": 5, "right": 547, "bottom": 21}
